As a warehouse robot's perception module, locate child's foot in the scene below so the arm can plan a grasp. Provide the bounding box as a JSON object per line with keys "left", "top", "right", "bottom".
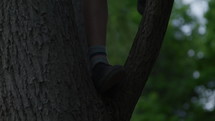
{"left": 92, "top": 63, "right": 125, "bottom": 93}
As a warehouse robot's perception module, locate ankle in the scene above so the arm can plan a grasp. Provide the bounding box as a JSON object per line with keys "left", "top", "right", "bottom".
{"left": 88, "top": 45, "right": 109, "bottom": 68}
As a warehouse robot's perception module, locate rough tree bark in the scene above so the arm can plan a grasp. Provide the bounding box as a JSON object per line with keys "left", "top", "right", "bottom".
{"left": 0, "top": 0, "right": 174, "bottom": 121}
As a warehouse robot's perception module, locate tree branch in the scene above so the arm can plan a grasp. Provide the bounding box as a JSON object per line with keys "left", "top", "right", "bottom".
{"left": 111, "top": 0, "right": 174, "bottom": 120}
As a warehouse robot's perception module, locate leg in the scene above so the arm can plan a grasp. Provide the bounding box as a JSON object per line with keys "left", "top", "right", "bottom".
{"left": 83, "top": 0, "right": 125, "bottom": 93}
{"left": 84, "top": 0, "right": 108, "bottom": 46}
{"left": 137, "top": 0, "right": 146, "bottom": 15}
{"left": 84, "top": 0, "right": 109, "bottom": 68}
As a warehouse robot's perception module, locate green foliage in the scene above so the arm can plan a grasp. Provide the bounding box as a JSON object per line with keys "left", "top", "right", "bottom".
{"left": 107, "top": 0, "right": 141, "bottom": 64}
{"left": 107, "top": 0, "right": 215, "bottom": 121}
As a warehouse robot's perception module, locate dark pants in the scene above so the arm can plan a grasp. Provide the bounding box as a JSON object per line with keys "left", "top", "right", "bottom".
{"left": 137, "top": 0, "right": 145, "bottom": 14}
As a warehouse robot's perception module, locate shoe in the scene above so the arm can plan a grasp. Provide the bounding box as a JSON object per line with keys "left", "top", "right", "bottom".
{"left": 92, "top": 63, "right": 126, "bottom": 93}
{"left": 137, "top": 0, "right": 146, "bottom": 15}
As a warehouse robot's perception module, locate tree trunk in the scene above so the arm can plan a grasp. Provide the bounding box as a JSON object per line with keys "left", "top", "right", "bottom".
{"left": 0, "top": 0, "right": 174, "bottom": 121}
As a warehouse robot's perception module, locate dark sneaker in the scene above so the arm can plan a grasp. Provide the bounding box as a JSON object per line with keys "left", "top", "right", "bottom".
{"left": 92, "top": 63, "right": 126, "bottom": 93}
{"left": 137, "top": 0, "right": 146, "bottom": 15}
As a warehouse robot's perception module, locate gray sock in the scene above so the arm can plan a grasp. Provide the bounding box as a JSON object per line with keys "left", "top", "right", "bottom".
{"left": 88, "top": 45, "right": 109, "bottom": 68}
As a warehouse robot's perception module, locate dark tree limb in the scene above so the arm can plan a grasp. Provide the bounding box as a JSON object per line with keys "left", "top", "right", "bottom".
{"left": 110, "top": 0, "right": 174, "bottom": 120}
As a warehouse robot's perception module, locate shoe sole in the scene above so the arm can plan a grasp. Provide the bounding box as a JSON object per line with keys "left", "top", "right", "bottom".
{"left": 98, "top": 66, "right": 126, "bottom": 93}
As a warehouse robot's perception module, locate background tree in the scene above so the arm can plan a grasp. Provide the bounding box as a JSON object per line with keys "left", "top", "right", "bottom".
{"left": 0, "top": 0, "right": 173, "bottom": 121}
